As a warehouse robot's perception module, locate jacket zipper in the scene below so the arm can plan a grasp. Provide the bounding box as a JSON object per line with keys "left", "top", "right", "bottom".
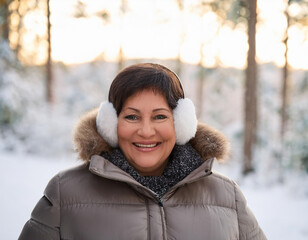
{"left": 145, "top": 198, "right": 151, "bottom": 240}
{"left": 157, "top": 198, "right": 167, "bottom": 240}
{"left": 157, "top": 198, "right": 163, "bottom": 207}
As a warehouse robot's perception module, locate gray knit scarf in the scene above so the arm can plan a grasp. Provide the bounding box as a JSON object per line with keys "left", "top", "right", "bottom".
{"left": 101, "top": 143, "right": 203, "bottom": 198}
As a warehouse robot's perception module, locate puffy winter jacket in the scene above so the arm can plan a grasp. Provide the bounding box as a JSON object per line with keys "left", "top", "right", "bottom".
{"left": 19, "top": 109, "right": 267, "bottom": 240}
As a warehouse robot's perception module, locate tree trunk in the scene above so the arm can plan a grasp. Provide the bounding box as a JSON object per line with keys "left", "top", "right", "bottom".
{"left": 175, "top": 0, "right": 184, "bottom": 79}
{"left": 175, "top": 57, "right": 182, "bottom": 78}
{"left": 281, "top": 8, "right": 290, "bottom": 140}
{"left": 118, "top": 0, "right": 126, "bottom": 72}
{"left": 46, "top": 0, "right": 53, "bottom": 103}
{"left": 196, "top": 64, "right": 205, "bottom": 119}
{"left": 118, "top": 46, "right": 124, "bottom": 72}
{"left": 2, "top": 0, "right": 10, "bottom": 41}
{"left": 15, "top": 0, "right": 22, "bottom": 57}
{"left": 243, "top": 0, "right": 257, "bottom": 175}
{"left": 196, "top": 43, "right": 206, "bottom": 119}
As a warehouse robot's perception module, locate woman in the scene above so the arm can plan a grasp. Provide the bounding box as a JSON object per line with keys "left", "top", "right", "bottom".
{"left": 19, "top": 63, "right": 266, "bottom": 239}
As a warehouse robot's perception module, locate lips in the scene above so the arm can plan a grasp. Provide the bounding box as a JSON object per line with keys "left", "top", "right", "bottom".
{"left": 133, "top": 143, "right": 161, "bottom": 148}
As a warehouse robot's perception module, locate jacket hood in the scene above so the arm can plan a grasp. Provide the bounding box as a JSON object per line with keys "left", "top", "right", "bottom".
{"left": 73, "top": 108, "right": 230, "bottom": 162}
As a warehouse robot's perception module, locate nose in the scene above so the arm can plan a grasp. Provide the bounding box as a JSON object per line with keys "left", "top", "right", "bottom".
{"left": 137, "top": 119, "right": 155, "bottom": 138}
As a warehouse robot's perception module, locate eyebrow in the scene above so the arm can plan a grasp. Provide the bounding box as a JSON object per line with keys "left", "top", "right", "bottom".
{"left": 153, "top": 108, "right": 171, "bottom": 113}
{"left": 126, "top": 107, "right": 171, "bottom": 113}
{"left": 126, "top": 107, "right": 140, "bottom": 113}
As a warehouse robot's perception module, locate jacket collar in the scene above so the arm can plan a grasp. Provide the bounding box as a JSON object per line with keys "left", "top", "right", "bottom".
{"left": 89, "top": 154, "right": 215, "bottom": 200}
{"left": 162, "top": 157, "right": 214, "bottom": 200}
{"left": 89, "top": 155, "right": 159, "bottom": 199}
{"left": 73, "top": 108, "right": 230, "bottom": 162}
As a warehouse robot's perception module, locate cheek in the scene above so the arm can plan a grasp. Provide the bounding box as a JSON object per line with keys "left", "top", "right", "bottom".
{"left": 160, "top": 123, "right": 176, "bottom": 142}
{"left": 117, "top": 121, "right": 132, "bottom": 142}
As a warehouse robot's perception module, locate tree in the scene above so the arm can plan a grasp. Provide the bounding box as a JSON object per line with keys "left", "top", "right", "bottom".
{"left": 4, "top": 0, "right": 55, "bottom": 103}
{"left": 46, "top": 0, "right": 53, "bottom": 103}
{"left": 281, "top": 0, "right": 308, "bottom": 139}
{"left": 7, "top": 0, "right": 43, "bottom": 63}
{"left": 118, "top": 0, "right": 127, "bottom": 72}
{"left": 223, "top": 0, "right": 258, "bottom": 174}
{"left": 243, "top": 0, "right": 258, "bottom": 174}
{"left": 281, "top": 0, "right": 308, "bottom": 172}
{"left": 0, "top": 0, "right": 12, "bottom": 41}
{"left": 281, "top": 3, "right": 290, "bottom": 140}
{"left": 175, "top": 0, "right": 185, "bottom": 78}
{"left": 196, "top": 0, "right": 258, "bottom": 174}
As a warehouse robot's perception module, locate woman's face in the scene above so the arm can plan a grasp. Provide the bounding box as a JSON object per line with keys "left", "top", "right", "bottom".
{"left": 118, "top": 89, "right": 176, "bottom": 176}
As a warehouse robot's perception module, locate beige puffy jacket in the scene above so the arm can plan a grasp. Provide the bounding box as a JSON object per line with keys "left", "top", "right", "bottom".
{"left": 19, "top": 109, "right": 267, "bottom": 240}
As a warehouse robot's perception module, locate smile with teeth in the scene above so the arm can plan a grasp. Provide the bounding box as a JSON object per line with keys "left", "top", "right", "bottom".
{"left": 134, "top": 143, "right": 160, "bottom": 148}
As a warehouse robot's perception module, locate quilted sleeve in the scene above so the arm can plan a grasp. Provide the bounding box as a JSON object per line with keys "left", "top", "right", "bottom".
{"left": 18, "top": 175, "right": 61, "bottom": 240}
{"left": 234, "top": 182, "right": 267, "bottom": 240}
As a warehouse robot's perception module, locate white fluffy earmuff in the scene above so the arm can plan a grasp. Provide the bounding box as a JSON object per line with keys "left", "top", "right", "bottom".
{"left": 173, "top": 98, "right": 198, "bottom": 145}
{"left": 96, "top": 101, "right": 118, "bottom": 148}
{"left": 96, "top": 98, "right": 198, "bottom": 147}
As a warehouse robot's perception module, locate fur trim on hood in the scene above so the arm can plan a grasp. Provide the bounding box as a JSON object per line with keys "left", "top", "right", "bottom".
{"left": 73, "top": 108, "right": 230, "bottom": 162}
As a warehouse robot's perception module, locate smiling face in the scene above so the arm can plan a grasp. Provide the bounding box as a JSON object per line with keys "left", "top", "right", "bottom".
{"left": 117, "top": 89, "right": 176, "bottom": 176}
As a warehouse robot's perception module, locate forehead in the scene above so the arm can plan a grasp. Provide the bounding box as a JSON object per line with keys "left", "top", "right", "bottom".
{"left": 122, "top": 89, "right": 170, "bottom": 109}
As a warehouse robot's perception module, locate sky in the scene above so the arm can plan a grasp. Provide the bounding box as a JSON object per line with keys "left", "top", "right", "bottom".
{"left": 14, "top": 0, "right": 308, "bottom": 69}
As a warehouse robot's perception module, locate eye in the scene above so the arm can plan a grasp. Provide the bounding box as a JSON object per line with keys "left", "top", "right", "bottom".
{"left": 154, "top": 114, "right": 167, "bottom": 120}
{"left": 125, "top": 115, "right": 139, "bottom": 121}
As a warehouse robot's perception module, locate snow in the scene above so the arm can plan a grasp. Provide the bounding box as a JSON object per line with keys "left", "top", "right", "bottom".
{"left": 0, "top": 151, "right": 307, "bottom": 240}
{"left": 0, "top": 152, "right": 78, "bottom": 239}
{"left": 242, "top": 184, "right": 308, "bottom": 239}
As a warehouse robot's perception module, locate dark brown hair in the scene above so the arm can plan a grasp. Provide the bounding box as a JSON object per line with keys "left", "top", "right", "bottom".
{"left": 108, "top": 63, "right": 184, "bottom": 115}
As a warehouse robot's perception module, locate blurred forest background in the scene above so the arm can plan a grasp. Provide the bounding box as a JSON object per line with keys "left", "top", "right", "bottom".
{"left": 1, "top": 0, "right": 308, "bottom": 179}
{"left": 1, "top": 0, "right": 308, "bottom": 239}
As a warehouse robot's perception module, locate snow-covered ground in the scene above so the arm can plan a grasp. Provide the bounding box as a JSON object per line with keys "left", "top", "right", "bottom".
{"left": 0, "top": 152, "right": 78, "bottom": 239}
{"left": 0, "top": 152, "right": 307, "bottom": 240}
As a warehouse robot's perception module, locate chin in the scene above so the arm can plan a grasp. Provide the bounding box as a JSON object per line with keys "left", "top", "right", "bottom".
{"left": 133, "top": 159, "right": 165, "bottom": 175}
